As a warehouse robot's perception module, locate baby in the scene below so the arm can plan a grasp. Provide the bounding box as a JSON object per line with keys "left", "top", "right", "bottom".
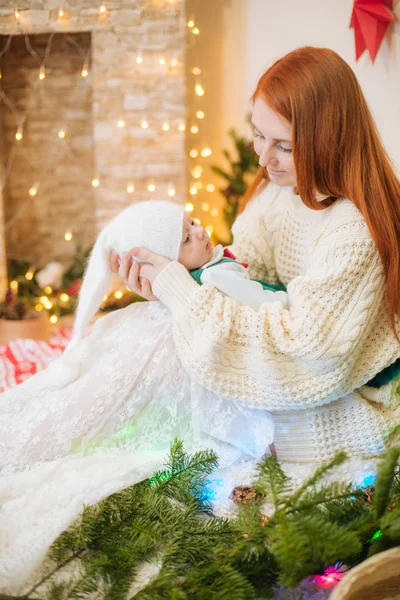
{"left": 67, "top": 199, "right": 286, "bottom": 460}
{"left": 69, "top": 199, "right": 288, "bottom": 350}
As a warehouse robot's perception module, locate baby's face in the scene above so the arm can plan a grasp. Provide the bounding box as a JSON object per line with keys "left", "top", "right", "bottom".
{"left": 178, "top": 212, "right": 214, "bottom": 270}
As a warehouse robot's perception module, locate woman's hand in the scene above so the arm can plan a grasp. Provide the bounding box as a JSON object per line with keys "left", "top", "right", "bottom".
{"left": 109, "top": 249, "right": 157, "bottom": 301}
{"left": 108, "top": 248, "right": 171, "bottom": 301}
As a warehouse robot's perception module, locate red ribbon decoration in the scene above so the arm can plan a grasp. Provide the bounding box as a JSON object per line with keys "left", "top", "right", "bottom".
{"left": 350, "top": 0, "right": 394, "bottom": 62}
{"left": 223, "top": 247, "right": 248, "bottom": 269}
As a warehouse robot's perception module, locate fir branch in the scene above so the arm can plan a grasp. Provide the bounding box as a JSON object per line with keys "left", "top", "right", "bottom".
{"left": 6, "top": 442, "right": 400, "bottom": 599}
{"left": 285, "top": 482, "right": 361, "bottom": 516}
{"left": 379, "top": 506, "right": 400, "bottom": 541}
{"left": 374, "top": 447, "right": 400, "bottom": 518}
{"left": 271, "top": 514, "right": 362, "bottom": 587}
{"left": 281, "top": 452, "right": 348, "bottom": 513}
{"left": 24, "top": 550, "right": 85, "bottom": 599}
{"left": 255, "top": 456, "right": 291, "bottom": 510}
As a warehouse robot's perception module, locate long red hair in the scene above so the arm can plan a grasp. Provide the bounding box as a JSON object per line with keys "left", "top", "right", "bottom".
{"left": 240, "top": 47, "right": 400, "bottom": 338}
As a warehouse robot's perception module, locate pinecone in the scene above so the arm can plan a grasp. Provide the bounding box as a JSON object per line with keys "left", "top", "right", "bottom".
{"left": 362, "top": 484, "right": 375, "bottom": 504}
{"left": 231, "top": 485, "right": 265, "bottom": 505}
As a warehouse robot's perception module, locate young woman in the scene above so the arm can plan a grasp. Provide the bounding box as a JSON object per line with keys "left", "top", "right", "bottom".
{"left": 113, "top": 46, "right": 400, "bottom": 468}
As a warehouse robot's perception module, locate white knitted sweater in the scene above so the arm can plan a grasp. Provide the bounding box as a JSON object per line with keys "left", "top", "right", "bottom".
{"left": 153, "top": 183, "right": 400, "bottom": 463}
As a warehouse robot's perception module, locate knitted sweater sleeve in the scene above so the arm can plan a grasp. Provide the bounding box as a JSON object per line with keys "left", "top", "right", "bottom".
{"left": 153, "top": 221, "right": 399, "bottom": 411}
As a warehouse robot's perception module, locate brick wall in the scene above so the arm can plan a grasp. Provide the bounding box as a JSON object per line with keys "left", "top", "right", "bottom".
{"left": 2, "top": 32, "right": 95, "bottom": 265}
{"left": 0, "top": 0, "right": 186, "bottom": 296}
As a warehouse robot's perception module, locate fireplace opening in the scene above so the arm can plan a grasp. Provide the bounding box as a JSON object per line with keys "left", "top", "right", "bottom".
{"left": 0, "top": 32, "right": 95, "bottom": 270}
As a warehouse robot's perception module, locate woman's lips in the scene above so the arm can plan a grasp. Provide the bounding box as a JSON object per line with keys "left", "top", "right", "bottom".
{"left": 268, "top": 167, "right": 284, "bottom": 176}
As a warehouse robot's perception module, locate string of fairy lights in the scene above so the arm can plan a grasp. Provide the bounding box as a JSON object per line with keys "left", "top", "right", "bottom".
{"left": 0, "top": 1, "right": 219, "bottom": 323}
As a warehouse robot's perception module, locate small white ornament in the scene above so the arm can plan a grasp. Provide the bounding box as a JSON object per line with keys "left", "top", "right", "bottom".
{"left": 36, "top": 262, "right": 64, "bottom": 289}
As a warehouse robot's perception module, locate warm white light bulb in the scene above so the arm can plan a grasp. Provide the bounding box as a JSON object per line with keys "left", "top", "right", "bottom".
{"left": 29, "top": 187, "right": 37, "bottom": 196}
{"left": 25, "top": 272, "right": 34, "bottom": 281}
{"left": 196, "top": 111, "right": 204, "bottom": 119}
{"left": 189, "top": 149, "right": 198, "bottom": 158}
{"left": 168, "top": 187, "right": 176, "bottom": 197}
{"left": 192, "top": 67, "right": 201, "bottom": 75}
{"left": 178, "top": 123, "right": 186, "bottom": 131}
{"left": 192, "top": 166, "right": 202, "bottom": 179}
{"left": 127, "top": 184, "right": 135, "bottom": 193}
{"left": 210, "top": 208, "right": 219, "bottom": 217}
{"left": 171, "top": 59, "right": 178, "bottom": 67}
{"left": 58, "top": 130, "right": 65, "bottom": 139}
{"left": 136, "top": 56, "right": 143, "bottom": 64}
{"left": 59, "top": 8, "right": 64, "bottom": 17}
{"left": 10, "top": 280, "right": 18, "bottom": 292}
{"left": 187, "top": 19, "right": 194, "bottom": 27}
{"left": 92, "top": 179, "right": 99, "bottom": 187}
{"left": 189, "top": 186, "right": 197, "bottom": 195}
{"left": 159, "top": 57, "right": 166, "bottom": 65}
{"left": 64, "top": 232, "right": 72, "bottom": 241}
{"left": 190, "top": 125, "right": 199, "bottom": 134}
{"left": 114, "top": 290, "right": 123, "bottom": 299}
{"left": 39, "top": 66, "right": 46, "bottom": 80}
{"left": 201, "top": 147, "right": 212, "bottom": 157}
{"left": 185, "top": 202, "right": 194, "bottom": 213}
{"left": 100, "top": 4, "right": 106, "bottom": 13}
{"left": 82, "top": 69, "right": 88, "bottom": 77}
{"left": 44, "top": 286, "right": 52, "bottom": 294}
{"left": 15, "top": 131, "right": 23, "bottom": 141}
{"left": 60, "top": 293, "right": 69, "bottom": 302}
{"left": 201, "top": 202, "right": 210, "bottom": 212}
{"left": 195, "top": 84, "right": 204, "bottom": 96}
{"left": 141, "top": 120, "right": 148, "bottom": 129}
{"left": 50, "top": 315, "right": 58, "bottom": 324}
{"left": 192, "top": 27, "right": 200, "bottom": 35}
{"left": 117, "top": 120, "right": 125, "bottom": 128}
{"left": 206, "top": 183, "right": 215, "bottom": 192}
{"left": 162, "top": 123, "right": 170, "bottom": 131}
{"left": 15, "top": 10, "right": 20, "bottom": 19}
{"left": 148, "top": 183, "right": 156, "bottom": 192}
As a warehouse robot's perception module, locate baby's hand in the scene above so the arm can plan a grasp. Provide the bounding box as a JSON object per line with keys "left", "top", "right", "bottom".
{"left": 108, "top": 250, "right": 158, "bottom": 301}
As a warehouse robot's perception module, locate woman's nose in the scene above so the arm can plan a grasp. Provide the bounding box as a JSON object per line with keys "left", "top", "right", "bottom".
{"left": 259, "top": 145, "right": 278, "bottom": 168}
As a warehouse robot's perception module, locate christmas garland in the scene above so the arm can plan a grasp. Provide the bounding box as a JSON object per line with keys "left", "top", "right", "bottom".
{"left": 0, "top": 247, "right": 140, "bottom": 323}
{"left": 3, "top": 440, "right": 399, "bottom": 600}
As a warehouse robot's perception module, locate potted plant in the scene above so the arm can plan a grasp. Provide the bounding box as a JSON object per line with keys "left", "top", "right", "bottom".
{"left": 0, "top": 288, "right": 51, "bottom": 343}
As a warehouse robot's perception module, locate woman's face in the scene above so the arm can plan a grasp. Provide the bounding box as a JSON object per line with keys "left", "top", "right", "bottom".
{"left": 252, "top": 98, "right": 297, "bottom": 187}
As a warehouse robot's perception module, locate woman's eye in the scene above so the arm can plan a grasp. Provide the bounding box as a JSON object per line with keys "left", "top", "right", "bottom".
{"left": 277, "top": 144, "right": 292, "bottom": 154}
{"left": 252, "top": 130, "right": 264, "bottom": 139}
{"left": 185, "top": 235, "right": 191, "bottom": 244}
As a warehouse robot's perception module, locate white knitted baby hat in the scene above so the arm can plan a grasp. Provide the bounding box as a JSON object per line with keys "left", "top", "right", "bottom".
{"left": 66, "top": 200, "right": 184, "bottom": 351}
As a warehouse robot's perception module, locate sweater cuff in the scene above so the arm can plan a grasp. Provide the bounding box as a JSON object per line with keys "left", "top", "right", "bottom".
{"left": 153, "top": 261, "right": 201, "bottom": 316}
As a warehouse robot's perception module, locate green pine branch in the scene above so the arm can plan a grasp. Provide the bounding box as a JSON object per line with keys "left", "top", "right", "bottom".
{"left": 3, "top": 442, "right": 400, "bottom": 600}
